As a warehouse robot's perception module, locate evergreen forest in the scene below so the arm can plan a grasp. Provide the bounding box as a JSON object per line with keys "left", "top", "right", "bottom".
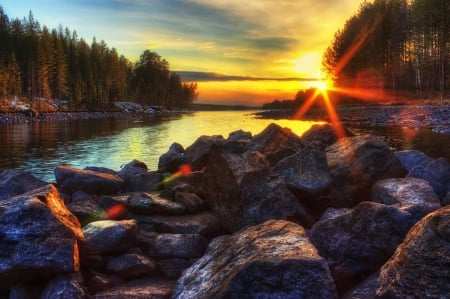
{"left": 322, "top": 0, "right": 449, "bottom": 101}
{"left": 0, "top": 8, "right": 198, "bottom": 110}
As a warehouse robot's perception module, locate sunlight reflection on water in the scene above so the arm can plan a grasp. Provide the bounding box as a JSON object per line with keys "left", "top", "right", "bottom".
{"left": 0, "top": 111, "right": 320, "bottom": 182}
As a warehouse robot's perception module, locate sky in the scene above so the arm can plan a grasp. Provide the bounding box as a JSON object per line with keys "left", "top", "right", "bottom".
{"left": 2, "top": 0, "right": 364, "bottom": 105}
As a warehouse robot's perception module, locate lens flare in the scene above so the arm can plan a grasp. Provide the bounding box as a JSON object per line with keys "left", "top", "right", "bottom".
{"left": 158, "top": 163, "right": 193, "bottom": 188}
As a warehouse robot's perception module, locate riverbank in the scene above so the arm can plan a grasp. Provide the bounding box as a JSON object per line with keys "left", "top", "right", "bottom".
{"left": 256, "top": 104, "right": 450, "bottom": 134}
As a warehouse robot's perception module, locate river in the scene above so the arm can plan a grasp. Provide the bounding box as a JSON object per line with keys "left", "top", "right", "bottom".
{"left": 0, "top": 110, "right": 448, "bottom": 182}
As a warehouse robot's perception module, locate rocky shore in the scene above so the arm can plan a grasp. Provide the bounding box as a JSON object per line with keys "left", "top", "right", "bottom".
{"left": 256, "top": 104, "right": 450, "bottom": 134}
{"left": 0, "top": 123, "right": 449, "bottom": 298}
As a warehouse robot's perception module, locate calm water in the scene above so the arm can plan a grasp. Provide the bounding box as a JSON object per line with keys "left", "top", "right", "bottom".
{"left": 0, "top": 110, "right": 448, "bottom": 182}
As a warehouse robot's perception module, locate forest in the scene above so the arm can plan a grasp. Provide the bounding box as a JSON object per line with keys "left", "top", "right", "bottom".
{"left": 322, "top": 0, "right": 449, "bottom": 102}
{"left": 0, "top": 7, "right": 198, "bottom": 111}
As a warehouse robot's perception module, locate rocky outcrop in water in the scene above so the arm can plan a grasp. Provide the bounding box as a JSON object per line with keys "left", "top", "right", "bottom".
{"left": 0, "top": 123, "right": 449, "bottom": 298}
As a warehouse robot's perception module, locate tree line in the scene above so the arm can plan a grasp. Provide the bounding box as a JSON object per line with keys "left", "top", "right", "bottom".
{"left": 0, "top": 7, "right": 197, "bottom": 110}
{"left": 322, "top": 0, "right": 449, "bottom": 101}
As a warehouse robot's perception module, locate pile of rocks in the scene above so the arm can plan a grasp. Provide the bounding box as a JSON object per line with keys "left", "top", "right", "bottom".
{"left": 0, "top": 123, "right": 449, "bottom": 298}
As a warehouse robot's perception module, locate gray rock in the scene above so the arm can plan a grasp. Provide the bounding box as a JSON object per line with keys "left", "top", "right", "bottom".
{"left": 84, "top": 166, "right": 118, "bottom": 176}
{"left": 184, "top": 135, "right": 225, "bottom": 171}
{"left": 81, "top": 219, "right": 138, "bottom": 256}
{"left": 274, "top": 143, "right": 331, "bottom": 202}
{"left": 173, "top": 191, "right": 204, "bottom": 212}
{"left": 54, "top": 165, "right": 124, "bottom": 195}
{"left": 394, "top": 150, "right": 433, "bottom": 172}
{"left": 158, "top": 142, "right": 185, "bottom": 173}
{"left": 106, "top": 253, "right": 156, "bottom": 279}
{"left": 0, "top": 169, "right": 47, "bottom": 200}
{"left": 124, "top": 171, "right": 163, "bottom": 193}
{"left": 301, "top": 123, "right": 353, "bottom": 149}
{"left": 407, "top": 157, "right": 450, "bottom": 198}
{"left": 248, "top": 123, "right": 305, "bottom": 164}
{"left": 342, "top": 272, "right": 378, "bottom": 299}
{"left": 173, "top": 220, "right": 338, "bottom": 299}
{"left": 0, "top": 184, "right": 83, "bottom": 291}
{"left": 325, "top": 135, "right": 406, "bottom": 208}
{"left": 228, "top": 129, "right": 252, "bottom": 141}
{"left": 371, "top": 177, "right": 441, "bottom": 212}
{"left": 94, "top": 278, "right": 175, "bottom": 299}
{"left": 143, "top": 233, "right": 208, "bottom": 259}
{"left": 375, "top": 205, "right": 450, "bottom": 298}
{"left": 128, "top": 192, "right": 186, "bottom": 215}
{"left": 135, "top": 211, "right": 222, "bottom": 237}
{"left": 309, "top": 201, "right": 428, "bottom": 293}
{"left": 86, "top": 271, "right": 123, "bottom": 295}
{"left": 319, "top": 207, "right": 351, "bottom": 221}
{"left": 202, "top": 147, "right": 311, "bottom": 232}
{"left": 156, "top": 258, "right": 193, "bottom": 279}
{"left": 41, "top": 274, "right": 85, "bottom": 299}
{"left": 67, "top": 197, "right": 108, "bottom": 226}
{"left": 117, "top": 160, "right": 148, "bottom": 182}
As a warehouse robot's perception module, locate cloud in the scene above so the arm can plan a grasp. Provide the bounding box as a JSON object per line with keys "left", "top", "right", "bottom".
{"left": 177, "top": 71, "right": 320, "bottom": 82}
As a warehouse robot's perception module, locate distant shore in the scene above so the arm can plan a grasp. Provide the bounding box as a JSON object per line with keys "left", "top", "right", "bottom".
{"left": 256, "top": 104, "right": 450, "bottom": 134}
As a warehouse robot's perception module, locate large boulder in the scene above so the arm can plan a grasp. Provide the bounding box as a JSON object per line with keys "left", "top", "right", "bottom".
{"left": 324, "top": 135, "right": 406, "bottom": 208}
{"left": 117, "top": 160, "right": 148, "bottom": 183}
{"left": 106, "top": 253, "right": 156, "bottom": 279}
{"left": 202, "top": 147, "right": 311, "bottom": 232}
{"left": 274, "top": 143, "right": 331, "bottom": 207}
{"left": 301, "top": 123, "right": 353, "bottom": 149}
{"left": 41, "top": 274, "right": 86, "bottom": 299}
{"left": 247, "top": 123, "right": 304, "bottom": 164}
{"left": 158, "top": 142, "right": 185, "bottom": 173}
{"left": 184, "top": 135, "right": 225, "bottom": 171}
{"left": 0, "top": 184, "right": 83, "bottom": 291}
{"left": 407, "top": 157, "right": 450, "bottom": 198}
{"left": 123, "top": 171, "right": 163, "bottom": 193}
{"left": 55, "top": 165, "right": 124, "bottom": 195}
{"left": 375, "top": 205, "right": 450, "bottom": 298}
{"left": 81, "top": 219, "right": 138, "bottom": 256}
{"left": 142, "top": 233, "right": 208, "bottom": 259}
{"left": 94, "top": 278, "right": 175, "bottom": 299}
{"left": 394, "top": 150, "right": 433, "bottom": 172}
{"left": 309, "top": 201, "right": 429, "bottom": 293}
{"left": 0, "top": 169, "right": 47, "bottom": 200}
{"left": 371, "top": 177, "right": 441, "bottom": 212}
{"left": 173, "top": 220, "right": 338, "bottom": 299}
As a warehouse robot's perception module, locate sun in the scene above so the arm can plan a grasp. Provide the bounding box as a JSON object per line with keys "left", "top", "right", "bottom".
{"left": 312, "top": 79, "right": 329, "bottom": 92}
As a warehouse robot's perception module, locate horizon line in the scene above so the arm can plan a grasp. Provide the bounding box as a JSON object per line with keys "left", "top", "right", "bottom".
{"left": 176, "top": 71, "right": 323, "bottom": 82}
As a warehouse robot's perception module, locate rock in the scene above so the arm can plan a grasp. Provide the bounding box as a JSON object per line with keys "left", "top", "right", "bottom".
{"left": 9, "top": 283, "right": 45, "bottom": 299}
{"left": 0, "top": 169, "right": 47, "bottom": 200}
{"left": 106, "top": 253, "right": 156, "bottom": 279}
{"left": 407, "top": 157, "right": 450, "bottom": 198}
{"left": 54, "top": 165, "right": 124, "bottom": 195}
{"left": 41, "top": 274, "right": 86, "bottom": 299}
{"left": 228, "top": 129, "right": 252, "bottom": 141}
{"left": 123, "top": 171, "right": 163, "bottom": 193}
{"left": 274, "top": 143, "right": 331, "bottom": 205}
{"left": 375, "top": 205, "right": 450, "bottom": 298}
{"left": 84, "top": 166, "right": 118, "bottom": 176}
{"left": 143, "top": 233, "right": 208, "bottom": 259}
{"left": 135, "top": 211, "right": 222, "bottom": 237}
{"left": 371, "top": 177, "right": 441, "bottom": 212}
{"left": 173, "top": 220, "right": 338, "bottom": 299}
{"left": 86, "top": 271, "right": 123, "bottom": 294}
{"left": 94, "top": 278, "right": 175, "bottom": 299}
{"left": 325, "top": 135, "right": 406, "bottom": 208}
{"left": 67, "top": 197, "right": 108, "bottom": 226}
{"left": 394, "top": 150, "right": 433, "bottom": 172}
{"left": 173, "top": 191, "right": 204, "bottom": 212}
{"left": 81, "top": 219, "right": 138, "bottom": 256}
{"left": 319, "top": 207, "right": 351, "bottom": 221}
{"left": 202, "top": 147, "right": 311, "bottom": 232}
{"left": 117, "top": 160, "right": 148, "bottom": 183}
{"left": 158, "top": 143, "right": 185, "bottom": 173}
{"left": 309, "top": 201, "right": 428, "bottom": 293}
{"left": 248, "top": 123, "right": 305, "bottom": 164}
{"left": 301, "top": 123, "right": 352, "bottom": 148}
{"left": 128, "top": 192, "right": 186, "bottom": 215}
{"left": 184, "top": 135, "right": 225, "bottom": 171}
{"left": 97, "top": 195, "right": 131, "bottom": 220}
{"left": 156, "top": 258, "right": 193, "bottom": 279}
{"left": 342, "top": 272, "right": 378, "bottom": 299}
{"left": 0, "top": 184, "right": 83, "bottom": 291}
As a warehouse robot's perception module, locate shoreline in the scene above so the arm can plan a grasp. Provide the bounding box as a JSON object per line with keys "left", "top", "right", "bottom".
{"left": 255, "top": 103, "right": 450, "bottom": 134}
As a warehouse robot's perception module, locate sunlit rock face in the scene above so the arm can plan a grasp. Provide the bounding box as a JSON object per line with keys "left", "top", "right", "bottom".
{"left": 173, "top": 220, "right": 339, "bottom": 299}
{"left": 248, "top": 123, "right": 305, "bottom": 165}
{"left": 375, "top": 205, "right": 450, "bottom": 298}
{"left": 324, "top": 135, "right": 406, "bottom": 208}
{"left": 309, "top": 201, "right": 425, "bottom": 293}
{"left": 202, "top": 146, "right": 311, "bottom": 232}
{"left": 0, "top": 184, "right": 83, "bottom": 291}
{"left": 54, "top": 165, "right": 125, "bottom": 195}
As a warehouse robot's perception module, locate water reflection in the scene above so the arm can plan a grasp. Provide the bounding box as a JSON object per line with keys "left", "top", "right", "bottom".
{"left": 0, "top": 111, "right": 448, "bottom": 183}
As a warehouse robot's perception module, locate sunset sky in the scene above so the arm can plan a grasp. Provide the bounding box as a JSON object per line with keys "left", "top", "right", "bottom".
{"left": 2, "top": 0, "right": 363, "bottom": 105}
